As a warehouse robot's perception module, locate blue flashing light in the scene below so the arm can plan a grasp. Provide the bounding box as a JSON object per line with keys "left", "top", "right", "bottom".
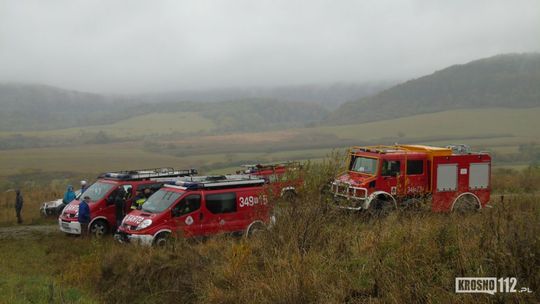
{"left": 175, "top": 180, "right": 202, "bottom": 189}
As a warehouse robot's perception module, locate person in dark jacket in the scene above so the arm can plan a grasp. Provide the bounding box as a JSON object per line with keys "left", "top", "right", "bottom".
{"left": 78, "top": 196, "right": 91, "bottom": 237}
{"left": 114, "top": 187, "right": 127, "bottom": 228}
{"left": 15, "top": 189, "right": 23, "bottom": 224}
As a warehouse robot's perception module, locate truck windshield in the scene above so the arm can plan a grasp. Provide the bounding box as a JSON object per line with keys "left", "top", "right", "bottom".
{"left": 349, "top": 156, "right": 378, "bottom": 175}
{"left": 83, "top": 182, "right": 115, "bottom": 202}
{"left": 141, "top": 189, "right": 183, "bottom": 213}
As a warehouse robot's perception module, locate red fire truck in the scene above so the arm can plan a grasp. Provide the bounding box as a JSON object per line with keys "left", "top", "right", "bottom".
{"left": 331, "top": 145, "right": 491, "bottom": 213}
{"left": 116, "top": 175, "right": 273, "bottom": 246}
{"left": 239, "top": 161, "right": 303, "bottom": 198}
{"left": 58, "top": 168, "right": 197, "bottom": 236}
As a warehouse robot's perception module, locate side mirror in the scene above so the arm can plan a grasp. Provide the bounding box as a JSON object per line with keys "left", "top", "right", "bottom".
{"left": 171, "top": 209, "right": 180, "bottom": 217}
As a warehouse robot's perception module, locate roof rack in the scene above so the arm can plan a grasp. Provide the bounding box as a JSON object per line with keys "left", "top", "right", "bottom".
{"left": 240, "top": 161, "right": 302, "bottom": 173}
{"left": 445, "top": 144, "right": 472, "bottom": 155}
{"left": 350, "top": 145, "right": 453, "bottom": 159}
{"left": 98, "top": 167, "right": 197, "bottom": 181}
{"left": 167, "top": 174, "right": 266, "bottom": 190}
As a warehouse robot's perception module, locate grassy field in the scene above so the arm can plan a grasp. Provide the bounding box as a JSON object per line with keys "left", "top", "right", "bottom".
{"left": 1, "top": 107, "right": 538, "bottom": 190}
{"left": 0, "top": 112, "right": 215, "bottom": 139}
{"left": 312, "top": 107, "right": 540, "bottom": 142}
{"left": 0, "top": 164, "right": 538, "bottom": 303}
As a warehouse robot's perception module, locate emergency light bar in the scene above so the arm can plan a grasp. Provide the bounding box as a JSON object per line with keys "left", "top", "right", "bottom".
{"left": 99, "top": 168, "right": 197, "bottom": 181}
{"left": 168, "top": 175, "right": 266, "bottom": 190}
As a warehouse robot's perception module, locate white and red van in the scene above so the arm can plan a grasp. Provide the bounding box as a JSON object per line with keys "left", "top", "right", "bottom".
{"left": 58, "top": 168, "right": 197, "bottom": 236}
{"left": 116, "top": 175, "right": 273, "bottom": 246}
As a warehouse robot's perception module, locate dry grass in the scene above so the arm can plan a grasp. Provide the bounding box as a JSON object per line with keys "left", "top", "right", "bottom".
{"left": 91, "top": 162, "right": 539, "bottom": 303}
{"left": 0, "top": 161, "right": 538, "bottom": 303}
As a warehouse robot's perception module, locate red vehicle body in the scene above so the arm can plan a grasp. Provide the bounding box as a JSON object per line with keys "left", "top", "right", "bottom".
{"left": 239, "top": 162, "right": 303, "bottom": 198}
{"left": 116, "top": 175, "right": 273, "bottom": 246}
{"left": 58, "top": 168, "right": 197, "bottom": 236}
{"left": 331, "top": 145, "right": 491, "bottom": 212}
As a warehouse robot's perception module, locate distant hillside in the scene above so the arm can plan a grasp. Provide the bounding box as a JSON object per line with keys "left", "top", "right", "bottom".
{"left": 140, "top": 82, "right": 393, "bottom": 109}
{"left": 327, "top": 53, "right": 540, "bottom": 124}
{"left": 0, "top": 84, "right": 328, "bottom": 132}
{"left": 130, "top": 99, "right": 329, "bottom": 132}
{"left": 0, "top": 84, "right": 136, "bottom": 131}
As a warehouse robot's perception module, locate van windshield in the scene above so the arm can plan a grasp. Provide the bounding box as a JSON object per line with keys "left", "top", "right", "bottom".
{"left": 82, "top": 182, "right": 115, "bottom": 203}
{"left": 349, "top": 156, "right": 378, "bottom": 175}
{"left": 141, "top": 189, "right": 183, "bottom": 213}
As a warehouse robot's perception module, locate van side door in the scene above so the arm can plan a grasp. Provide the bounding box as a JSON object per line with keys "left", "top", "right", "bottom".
{"left": 202, "top": 191, "right": 241, "bottom": 235}
{"left": 170, "top": 193, "right": 203, "bottom": 238}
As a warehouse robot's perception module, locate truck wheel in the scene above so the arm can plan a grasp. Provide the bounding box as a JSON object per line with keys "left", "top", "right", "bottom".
{"left": 453, "top": 195, "right": 480, "bottom": 213}
{"left": 246, "top": 221, "right": 266, "bottom": 237}
{"left": 90, "top": 220, "right": 109, "bottom": 237}
{"left": 368, "top": 197, "right": 395, "bottom": 217}
{"left": 153, "top": 232, "right": 170, "bottom": 247}
{"left": 282, "top": 190, "right": 296, "bottom": 202}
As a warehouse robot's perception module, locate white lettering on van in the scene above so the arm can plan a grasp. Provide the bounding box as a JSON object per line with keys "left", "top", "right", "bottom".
{"left": 239, "top": 195, "right": 268, "bottom": 208}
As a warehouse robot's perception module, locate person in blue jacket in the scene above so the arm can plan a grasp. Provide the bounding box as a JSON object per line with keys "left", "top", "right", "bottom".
{"left": 78, "top": 196, "right": 91, "bottom": 237}
{"left": 58, "top": 185, "right": 76, "bottom": 214}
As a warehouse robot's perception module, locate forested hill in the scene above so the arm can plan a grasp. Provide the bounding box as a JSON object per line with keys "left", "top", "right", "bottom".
{"left": 327, "top": 53, "right": 540, "bottom": 124}
{"left": 0, "top": 84, "right": 328, "bottom": 132}
{"left": 0, "top": 84, "right": 132, "bottom": 131}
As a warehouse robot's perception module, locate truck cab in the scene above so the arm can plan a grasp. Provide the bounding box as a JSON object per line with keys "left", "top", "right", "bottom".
{"left": 331, "top": 145, "right": 491, "bottom": 213}
{"left": 116, "top": 175, "right": 272, "bottom": 246}
{"left": 58, "top": 168, "right": 197, "bottom": 236}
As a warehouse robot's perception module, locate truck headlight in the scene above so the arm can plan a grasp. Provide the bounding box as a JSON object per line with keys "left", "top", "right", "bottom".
{"left": 136, "top": 219, "right": 152, "bottom": 230}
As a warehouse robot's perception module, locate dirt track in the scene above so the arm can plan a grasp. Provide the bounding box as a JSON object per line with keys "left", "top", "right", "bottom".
{"left": 0, "top": 224, "right": 58, "bottom": 240}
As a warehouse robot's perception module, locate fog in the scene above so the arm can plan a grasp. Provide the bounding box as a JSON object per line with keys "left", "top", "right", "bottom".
{"left": 1, "top": 0, "right": 539, "bottom": 93}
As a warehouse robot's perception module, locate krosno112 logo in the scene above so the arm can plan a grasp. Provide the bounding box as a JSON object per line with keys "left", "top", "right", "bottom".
{"left": 455, "top": 277, "right": 532, "bottom": 295}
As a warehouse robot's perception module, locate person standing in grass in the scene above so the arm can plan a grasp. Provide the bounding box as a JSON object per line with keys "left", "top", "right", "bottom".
{"left": 78, "top": 196, "right": 91, "bottom": 237}
{"left": 58, "top": 185, "right": 76, "bottom": 214}
{"left": 15, "top": 189, "right": 23, "bottom": 224}
{"left": 114, "top": 187, "right": 127, "bottom": 228}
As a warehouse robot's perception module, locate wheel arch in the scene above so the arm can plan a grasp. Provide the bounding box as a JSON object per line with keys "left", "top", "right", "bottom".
{"left": 451, "top": 192, "right": 481, "bottom": 211}
{"left": 366, "top": 191, "right": 397, "bottom": 209}
{"left": 152, "top": 229, "right": 173, "bottom": 246}
{"left": 89, "top": 216, "right": 108, "bottom": 228}
{"left": 153, "top": 228, "right": 172, "bottom": 238}
{"left": 245, "top": 220, "right": 266, "bottom": 237}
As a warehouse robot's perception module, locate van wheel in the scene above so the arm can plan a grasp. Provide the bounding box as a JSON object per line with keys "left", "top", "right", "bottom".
{"left": 368, "top": 197, "right": 395, "bottom": 217}
{"left": 453, "top": 195, "right": 480, "bottom": 213}
{"left": 90, "top": 220, "right": 109, "bottom": 237}
{"left": 154, "top": 233, "right": 170, "bottom": 247}
{"left": 246, "top": 222, "right": 266, "bottom": 237}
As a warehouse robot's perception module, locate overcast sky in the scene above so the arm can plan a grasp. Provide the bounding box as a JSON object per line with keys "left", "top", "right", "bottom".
{"left": 1, "top": 0, "right": 539, "bottom": 93}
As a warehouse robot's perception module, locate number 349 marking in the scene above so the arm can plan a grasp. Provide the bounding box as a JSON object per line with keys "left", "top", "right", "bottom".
{"left": 239, "top": 195, "right": 267, "bottom": 207}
